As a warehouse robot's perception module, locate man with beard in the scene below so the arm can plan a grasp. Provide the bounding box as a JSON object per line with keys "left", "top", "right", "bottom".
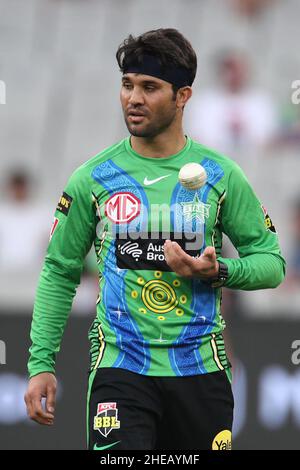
{"left": 25, "top": 28, "right": 285, "bottom": 450}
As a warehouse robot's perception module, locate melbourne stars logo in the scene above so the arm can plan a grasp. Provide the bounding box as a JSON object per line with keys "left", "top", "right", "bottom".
{"left": 181, "top": 193, "right": 210, "bottom": 224}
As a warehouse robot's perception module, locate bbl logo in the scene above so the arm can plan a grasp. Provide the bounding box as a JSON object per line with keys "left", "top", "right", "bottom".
{"left": 94, "top": 402, "right": 121, "bottom": 438}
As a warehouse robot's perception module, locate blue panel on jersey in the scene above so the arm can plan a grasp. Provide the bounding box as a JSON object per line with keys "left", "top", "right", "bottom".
{"left": 168, "top": 280, "right": 217, "bottom": 375}
{"left": 170, "top": 183, "right": 206, "bottom": 236}
{"left": 92, "top": 160, "right": 151, "bottom": 374}
{"left": 168, "top": 318, "right": 206, "bottom": 375}
{"left": 200, "top": 158, "right": 225, "bottom": 248}
{"left": 190, "top": 278, "right": 217, "bottom": 337}
{"left": 102, "top": 239, "right": 151, "bottom": 374}
{"left": 169, "top": 158, "right": 224, "bottom": 375}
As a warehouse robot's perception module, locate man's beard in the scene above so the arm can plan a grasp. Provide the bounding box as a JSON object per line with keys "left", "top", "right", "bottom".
{"left": 124, "top": 109, "right": 176, "bottom": 138}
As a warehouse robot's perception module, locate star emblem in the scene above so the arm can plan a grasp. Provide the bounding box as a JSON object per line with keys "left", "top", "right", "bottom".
{"left": 112, "top": 304, "right": 124, "bottom": 320}
{"left": 153, "top": 332, "right": 169, "bottom": 343}
{"left": 181, "top": 193, "right": 210, "bottom": 224}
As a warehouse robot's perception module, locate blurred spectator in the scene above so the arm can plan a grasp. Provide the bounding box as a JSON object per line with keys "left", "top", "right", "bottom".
{"left": 185, "top": 51, "right": 278, "bottom": 157}
{"left": 0, "top": 170, "right": 50, "bottom": 273}
{"left": 230, "top": 0, "right": 276, "bottom": 18}
{"left": 0, "top": 169, "right": 99, "bottom": 313}
{"left": 273, "top": 101, "right": 300, "bottom": 148}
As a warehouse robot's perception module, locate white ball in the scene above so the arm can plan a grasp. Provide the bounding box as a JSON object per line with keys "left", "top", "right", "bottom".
{"left": 178, "top": 163, "right": 207, "bottom": 190}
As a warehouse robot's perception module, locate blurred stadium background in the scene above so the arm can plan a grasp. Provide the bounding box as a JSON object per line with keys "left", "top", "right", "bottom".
{"left": 1, "top": 0, "right": 300, "bottom": 450}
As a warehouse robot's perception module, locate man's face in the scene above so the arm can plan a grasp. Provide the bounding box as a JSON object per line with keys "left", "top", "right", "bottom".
{"left": 120, "top": 73, "right": 178, "bottom": 138}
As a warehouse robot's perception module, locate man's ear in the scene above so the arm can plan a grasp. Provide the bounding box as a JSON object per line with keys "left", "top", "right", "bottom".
{"left": 176, "top": 86, "right": 193, "bottom": 110}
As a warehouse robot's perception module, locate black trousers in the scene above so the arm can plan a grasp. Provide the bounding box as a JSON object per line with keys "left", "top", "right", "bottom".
{"left": 87, "top": 367, "right": 234, "bottom": 451}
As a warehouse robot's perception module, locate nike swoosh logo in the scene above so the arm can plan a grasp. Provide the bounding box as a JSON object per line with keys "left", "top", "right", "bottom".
{"left": 143, "top": 174, "right": 171, "bottom": 186}
{"left": 93, "top": 440, "right": 120, "bottom": 451}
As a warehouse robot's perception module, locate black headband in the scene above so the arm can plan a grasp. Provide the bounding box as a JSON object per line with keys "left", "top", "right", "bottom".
{"left": 123, "top": 54, "right": 193, "bottom": 88}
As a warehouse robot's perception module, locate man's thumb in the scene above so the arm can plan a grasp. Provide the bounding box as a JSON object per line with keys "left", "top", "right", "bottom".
{"left": 202, "top": 246, "right": 216, "bottom": 259}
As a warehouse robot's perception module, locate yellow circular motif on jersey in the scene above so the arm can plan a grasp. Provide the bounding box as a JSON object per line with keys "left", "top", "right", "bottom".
{"left": 154, "top": 271, "right": 162, "bottom": 278}
{"left": 180, "top": 295, "right": 187, "bottom": 304}
{"left": 176, "top": 308, "right": 184, "bottom": 316}
{"left": 141, "top": 279, "right": 178, "bottom": 314}
{"left": 131, "top": 290, "right": 138, "bottom": 299}
{"left": 137, "top": 277, "right": 145, "bottom": 285}
{"left": 173, "top": 279, "right": 180, "bottom": 287}
{"left": 139, "top": 308, "right": 147, "bottom": 314}
{"left": 158, "top": 316, "right": 165, "bottom": 321}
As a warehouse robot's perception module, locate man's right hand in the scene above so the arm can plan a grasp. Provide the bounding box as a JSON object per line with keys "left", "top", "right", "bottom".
{"left": 24, "top": 372, "right": 57, "bottom": 425}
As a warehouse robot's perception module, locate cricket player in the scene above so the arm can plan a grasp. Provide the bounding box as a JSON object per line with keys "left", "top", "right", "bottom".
{"left": 24, "top": 28, "right": 285, "bottom": 450}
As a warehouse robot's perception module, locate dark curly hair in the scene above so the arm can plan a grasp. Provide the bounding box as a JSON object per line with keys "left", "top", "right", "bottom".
{"left": 116, "top": 28, "right": 197, "bottom": 94}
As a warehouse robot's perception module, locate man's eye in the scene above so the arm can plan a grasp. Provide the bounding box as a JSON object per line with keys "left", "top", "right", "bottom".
{"left": 145, "top": 86, "right": 155, "bottom": 91}
{"left": 123, "top": 83, "right": 132, "bottom": 89}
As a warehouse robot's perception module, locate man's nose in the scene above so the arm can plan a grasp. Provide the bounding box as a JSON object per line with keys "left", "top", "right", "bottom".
{"left": 128, "top": 86, "right": 144, "bottom": 105}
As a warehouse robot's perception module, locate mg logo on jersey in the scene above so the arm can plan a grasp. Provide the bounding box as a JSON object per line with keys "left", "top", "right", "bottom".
{"left": 94, "top": 402, "right": 121, "bottom": 438}
{"left": 105, "top": 192, "right": 140, "bottom": 224}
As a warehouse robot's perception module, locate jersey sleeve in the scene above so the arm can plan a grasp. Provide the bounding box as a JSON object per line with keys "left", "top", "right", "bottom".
{"left": 217, "top": 163, "right": 286, "bottom": 290}
{"left": 28, "top": 169, "right": 97, "bottom": 378}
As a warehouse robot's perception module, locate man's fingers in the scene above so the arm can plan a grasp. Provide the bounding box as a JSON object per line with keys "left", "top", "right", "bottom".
{"left": 46, "top": 385, "right": 56, "bottom": 414}
{"left": 25, "top": 396, "right": 53, "bottom": 425}
{"left": 24, "top": 394, "right": 34, "bottom": 420}
{"left": 31, "top": 395, "right": 54, "bottom": 423}
{"left": 25, "top": 373, "right": 57, "bottom": 425}
{"left": 164, "top": 240, "right": 177, "bottom": 264}
{"left": 163, "top": 241, "right": 219, "bottom": 279}
{"left": 171, "top": 241, "right": 189, "bottom": 258}
{"left": 164, "top": 240, "right": 192, "bottom": 263}
{"left": 164, "top": 240, "right": 196, "bottom": 277}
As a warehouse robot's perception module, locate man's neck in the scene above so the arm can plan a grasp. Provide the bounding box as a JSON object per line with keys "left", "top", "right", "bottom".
{"left": 130, "top": 128, "right": 187, "bottom": 158}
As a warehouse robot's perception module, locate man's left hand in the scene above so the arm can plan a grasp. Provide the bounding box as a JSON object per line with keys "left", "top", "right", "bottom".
{"left": 164, "top": 240, "right": 219, "bottom": 279}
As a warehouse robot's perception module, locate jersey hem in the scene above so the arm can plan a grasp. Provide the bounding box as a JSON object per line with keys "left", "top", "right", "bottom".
{"left": 91, "top": 364, "right": 231, "bottom": 377}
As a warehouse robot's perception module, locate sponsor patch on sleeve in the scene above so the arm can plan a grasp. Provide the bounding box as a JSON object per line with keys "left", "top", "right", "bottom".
{"left": 261, "top": 205, "right": 277, "bottom": 233}
{"left": 57, "top": 191, "right": 73, "bottom": 216}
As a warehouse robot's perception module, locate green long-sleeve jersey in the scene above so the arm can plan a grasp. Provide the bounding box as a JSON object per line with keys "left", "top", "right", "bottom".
{"left": 28, "top": 136, "right": 285, "bottom": 378}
